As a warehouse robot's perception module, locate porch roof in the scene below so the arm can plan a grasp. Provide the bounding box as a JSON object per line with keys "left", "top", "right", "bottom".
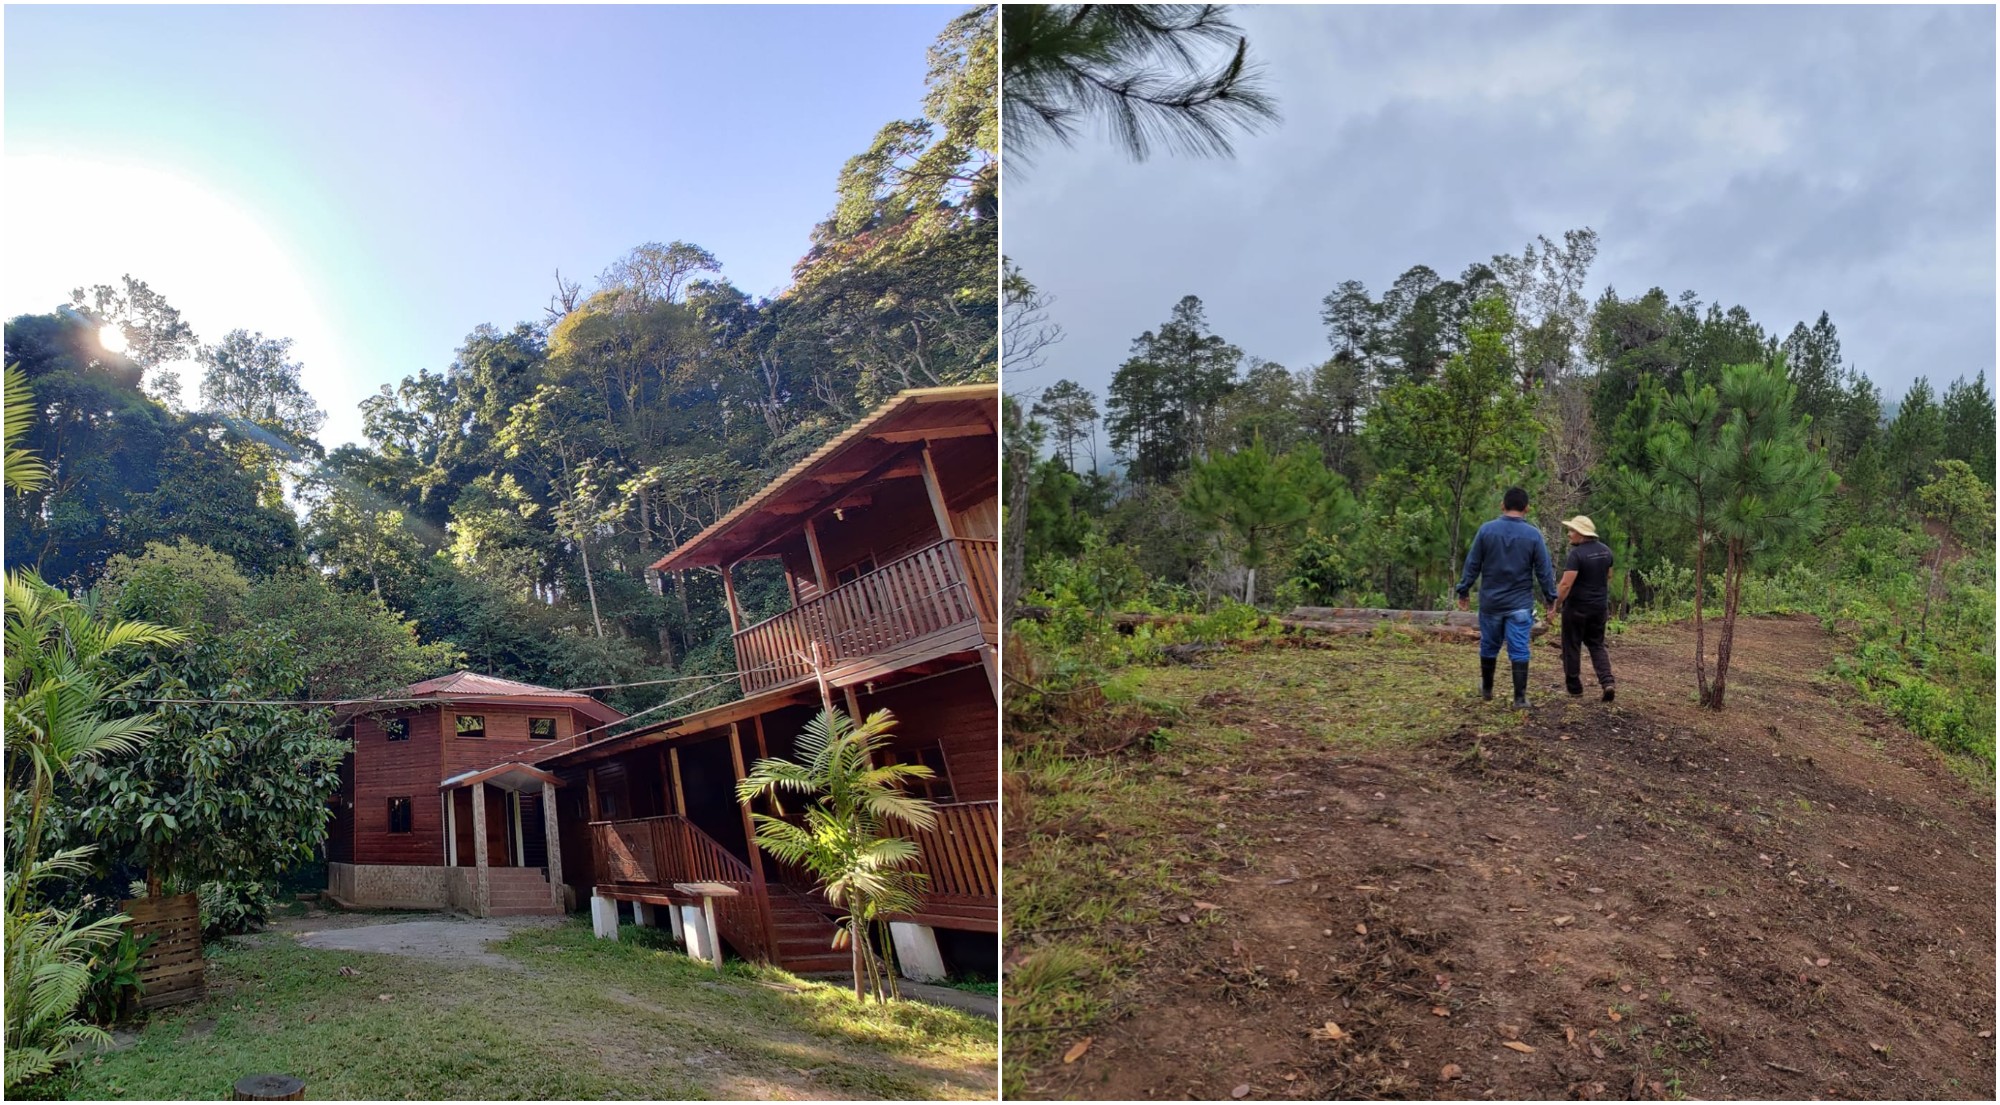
{"left": 440, "top": 762, "right": 563, "bottom": 793}
{"left": 649, "top": 384, "right": 996, "bottom": 573}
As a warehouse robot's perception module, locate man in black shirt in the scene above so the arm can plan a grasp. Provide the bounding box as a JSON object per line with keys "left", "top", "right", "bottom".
{"left": 1552, "top": 515, "right": 1616, "bottom": 702}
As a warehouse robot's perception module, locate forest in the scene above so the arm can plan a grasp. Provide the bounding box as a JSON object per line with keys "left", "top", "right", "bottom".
{"left": 4, "top": 6, "right": 993, "bottom": 1083}
{"left": 1006, "top": 227, "right": 1996, "bottom": 767}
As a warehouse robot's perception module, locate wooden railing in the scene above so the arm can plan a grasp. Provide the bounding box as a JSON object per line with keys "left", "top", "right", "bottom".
{"left": 735, "top": 538, "right": 999, "bottom": 693}
{"left": 904, "top": 800, "right": 998, "bottom": 902}
{"left": 589, "top": 815, "right": 770, "bottom": 962}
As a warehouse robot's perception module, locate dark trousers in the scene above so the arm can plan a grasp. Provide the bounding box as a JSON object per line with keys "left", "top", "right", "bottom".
{"left": 1561, "top": 605, "right": 1614, "bottom": 693}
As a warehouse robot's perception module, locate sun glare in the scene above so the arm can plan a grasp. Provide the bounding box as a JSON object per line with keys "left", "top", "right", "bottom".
{"left": 98, "top": 324, "right": 129, "bottom": 354}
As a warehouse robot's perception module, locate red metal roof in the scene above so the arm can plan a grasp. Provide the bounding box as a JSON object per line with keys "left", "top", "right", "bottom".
{"left": 341, "top": 671, "right": 625, "bottom": 727}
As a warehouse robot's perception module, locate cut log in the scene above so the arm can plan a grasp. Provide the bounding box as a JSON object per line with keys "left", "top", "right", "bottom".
{"left": 232, "top": 1074, "right": 305, "bottom": 1100}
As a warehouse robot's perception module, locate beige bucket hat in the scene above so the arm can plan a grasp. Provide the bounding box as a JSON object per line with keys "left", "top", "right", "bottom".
{"left": 1560, "top": 515, "right": 1598, "bottom": 538}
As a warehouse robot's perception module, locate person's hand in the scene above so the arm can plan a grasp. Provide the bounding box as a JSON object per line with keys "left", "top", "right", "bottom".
{"left": 1456, "top": 595, "right": 1469, "bottom": 612}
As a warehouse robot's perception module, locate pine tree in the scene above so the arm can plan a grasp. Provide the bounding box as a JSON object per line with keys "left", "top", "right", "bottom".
{"left": 1183, "top": 437, "right": 1332, "bottom": 603}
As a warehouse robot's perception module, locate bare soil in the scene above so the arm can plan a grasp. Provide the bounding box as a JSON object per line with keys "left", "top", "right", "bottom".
{"left": 1025, "top": 617, "right": 1995, "bottom": 1100}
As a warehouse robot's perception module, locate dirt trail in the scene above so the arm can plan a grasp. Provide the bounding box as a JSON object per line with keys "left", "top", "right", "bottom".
{"left": 1039, "top": 617, "right": 1994, "bottom": 1100}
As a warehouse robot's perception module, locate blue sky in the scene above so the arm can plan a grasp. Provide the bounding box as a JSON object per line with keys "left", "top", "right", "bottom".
{"left": 5, "top": 4, "right": 959, "bottom": 445}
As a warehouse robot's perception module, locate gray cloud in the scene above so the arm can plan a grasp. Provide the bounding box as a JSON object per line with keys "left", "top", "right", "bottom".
{"left": 1004, "top": 4, "right": 1994, "bottom": 407}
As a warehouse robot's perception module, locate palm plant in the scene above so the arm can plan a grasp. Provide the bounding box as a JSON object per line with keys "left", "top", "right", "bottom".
{"left": 735, "top": 708, "right": 938, "bottom": 1002}
{"left": 4, "top": 850, "right": 131, "bottom": 1088}
{"left": 5, "top": 363, "right": 51, "bottom": 494}
{"left": 4, "top": 571, "right": 182, "bottom": 1087}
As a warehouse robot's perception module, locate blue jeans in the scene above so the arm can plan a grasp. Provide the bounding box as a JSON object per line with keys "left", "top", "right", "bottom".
{"left": 1478, "top": 607, "right": 1535, "bottom": 663}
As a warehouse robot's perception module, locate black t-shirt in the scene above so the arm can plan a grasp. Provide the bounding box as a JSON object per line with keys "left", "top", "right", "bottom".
{"left": 1562, "top": 538, "right": 1614, "bottom": 611}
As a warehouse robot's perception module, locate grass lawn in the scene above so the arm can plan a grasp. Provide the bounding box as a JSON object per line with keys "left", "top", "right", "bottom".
{"left": 29, "top": 918, "right": 996, "bottom": 1101}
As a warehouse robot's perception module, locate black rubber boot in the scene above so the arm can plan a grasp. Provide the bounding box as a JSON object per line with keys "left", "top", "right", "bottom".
{"left": 1511, "top": 661, "right": 1530, "bottom": 709}
{"left": 1480, "top": 657, "right": 1497, "bottom": 701}
{"left": 1602, "top": 687, "right": 1615, "bottom": 703}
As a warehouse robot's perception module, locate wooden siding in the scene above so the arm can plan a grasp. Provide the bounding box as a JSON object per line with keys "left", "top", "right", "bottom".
{"left": 857, "top": 667, "right": 998, "bottom": 802}
{"left": 347, "top": 701, "right": 588, "bottom": 868}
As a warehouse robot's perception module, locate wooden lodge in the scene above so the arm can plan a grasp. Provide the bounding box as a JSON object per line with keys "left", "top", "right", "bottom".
{"left": 325, "top": 672, "right": 626, "bottom": 916}
{"left": 325, "top": 385, "right": 999, "bottom": 980}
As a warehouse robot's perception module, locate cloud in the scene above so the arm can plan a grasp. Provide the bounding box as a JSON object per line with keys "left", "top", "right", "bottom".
{"left": 1004, "top": 4, "right": 1994, "bottom": 408}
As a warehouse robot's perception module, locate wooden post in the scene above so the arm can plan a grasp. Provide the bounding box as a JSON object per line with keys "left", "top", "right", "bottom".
{"left": 721, "top": 561, "right": 743, "bottom": 633}
{"left": 921, "top": 441, "right": 980, "bottom": 624}
{"left": 232, "top": 1074, "right": 305, "bottom": 1101}
{"left": 669, "top": 746, "right": 686, "bottom": 816}
{"left": 585, "top": 767, "right": 601, "bottom": 822}
{"left": 445, "top": 789, "right": 459, "bottom": 866}
{"left": 471, "top": 781, "right": 490, "bottom": 917}
{"left": 541, "top": 781, "right": 563, "bottom": 910}
{"left": 843, "top": 685, "right": 863, "bottom": 722}
{"left": 803, "top": 518, "right": 831, "bottom": 591}
{"left": 511, "top": 791, "right": 526, "bottom": 867}
{"left": 728, "top": 723, "right": 779, "bottom": 960}
{"left": 978, "top": 644, "right": 1000, "bottom": 705}
{"left": 657, "top": 746, "right": 672, "bottom": 816}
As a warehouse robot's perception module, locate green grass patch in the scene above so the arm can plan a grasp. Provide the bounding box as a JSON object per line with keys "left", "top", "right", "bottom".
{"left": 30, "top": 919, "right": 995, "bottom": 1101}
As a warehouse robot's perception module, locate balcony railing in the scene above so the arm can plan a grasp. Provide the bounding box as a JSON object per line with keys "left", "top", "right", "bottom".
{"left": 904, "top": 800, "right": 998, "bottom": 903}
{"left": 735, "top": 537, "right": 998, "bottom": 694}
{"left": 589, "top": 815, "right": 770, "bottom": 961}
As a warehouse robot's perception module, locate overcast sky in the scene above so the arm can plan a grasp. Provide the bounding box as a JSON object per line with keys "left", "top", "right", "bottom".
{"left": 1004, "top": 4, "right": 1995, "bottom": 411}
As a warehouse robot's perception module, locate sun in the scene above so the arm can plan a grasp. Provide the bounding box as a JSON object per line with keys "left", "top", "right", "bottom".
{"left": 98, "top": 324, "right": 128, "bottom": 354}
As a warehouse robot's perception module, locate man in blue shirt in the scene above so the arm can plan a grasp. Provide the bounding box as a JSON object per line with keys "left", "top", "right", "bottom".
{"left": 1455, "top": 487, "right": 1558, "bottom": 708}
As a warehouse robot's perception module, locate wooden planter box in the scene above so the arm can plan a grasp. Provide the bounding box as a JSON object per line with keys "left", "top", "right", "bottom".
{"left": 122, "top": 892, "right": 205, "bottom": 1011}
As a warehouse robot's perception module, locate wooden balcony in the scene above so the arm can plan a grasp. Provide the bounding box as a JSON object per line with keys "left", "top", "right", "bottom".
{"left": 734, "top": 538, "right": 998, "bottom": 695}
{"left": 900, "top": 800, "right": 999, "bottom": 931}
{"left": 589, "top": 815, "right": 771, "bottom": 962}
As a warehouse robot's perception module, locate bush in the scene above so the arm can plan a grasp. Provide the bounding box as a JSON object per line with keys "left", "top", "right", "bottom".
{"left": 196, "top": 881, "right": 275, "bottom": 940}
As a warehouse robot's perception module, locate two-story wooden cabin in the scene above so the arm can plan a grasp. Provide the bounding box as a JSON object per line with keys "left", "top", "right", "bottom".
{"left": 325, "top": 672, "right": 625, "bottom": 916}
{"left": 536, "top": 384, "right": 999, "bottom": 978}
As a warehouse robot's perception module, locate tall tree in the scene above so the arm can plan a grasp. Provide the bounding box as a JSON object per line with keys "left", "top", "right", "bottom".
{"left": 1003, "top": 3, "right": 1279, "bottom": 162}
{"left": 1183, "top": 438, "right": 1332, "bottom": 603}
{"left": 1941, "top": 372, "right": 1995, "bottom": 481}
{"left": 1886, "top": 376, "right": 1946, "bottom": 494}
{"left": 1106, "top": 294, "right": 1241, "bottom": 482}
{"left": 1030, "top": 378, "right": 1099, "bottom": 471}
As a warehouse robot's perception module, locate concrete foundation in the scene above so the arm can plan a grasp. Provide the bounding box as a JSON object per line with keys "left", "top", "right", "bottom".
{"left": 634, "top": 900, "right": 658, "bottom": 927}
{"left": 667, "top": 901, "right": 686, "bottom": 942}
{"left": 679, "top": 904, "right": 714, "bottom": 962}
{"left": 890, "top": 921, "right": 948, "bottom": 982}
{"left": 326, "top": 862, "right": 450, "bottom": 911}
{"left": 591, "top": 892, "right": 620, "bottom": 939}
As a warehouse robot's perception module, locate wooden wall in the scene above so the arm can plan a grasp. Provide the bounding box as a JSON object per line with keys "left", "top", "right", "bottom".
{"left": 854, "top": 667, "right": 997, "bottom": 803}
{"left": 346, "top": 701, "right": 590, "bottom": 867}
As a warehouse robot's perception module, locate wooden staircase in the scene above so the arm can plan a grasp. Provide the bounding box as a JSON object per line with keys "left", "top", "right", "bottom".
{"left": 763, "top": 883, "right": 849, "bottom": 974}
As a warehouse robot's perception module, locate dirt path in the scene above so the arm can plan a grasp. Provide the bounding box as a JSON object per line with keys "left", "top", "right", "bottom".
{"left": 1029, "top": 617, "right": 1994, "bottom": 1100}
{"left": 287, "top": 913, "right": 563, "bottom": 969}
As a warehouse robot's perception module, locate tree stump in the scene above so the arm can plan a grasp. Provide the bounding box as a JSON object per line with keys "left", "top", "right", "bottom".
{"left": 232, "top": 1074, "right": 305, "bottom": 1100}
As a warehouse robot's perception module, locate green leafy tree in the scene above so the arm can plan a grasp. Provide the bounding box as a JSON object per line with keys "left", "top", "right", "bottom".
{"left": 5, "top": 364, "right": 50, "bottom": 494}
{"left": 1941, "top": 372, "right": 1995, "bottom": 482}
{"left": 1915, "top": 459, "right": 1994, "bottom": 645}
{"left": 1003, "top": 3, "right": 1278, "bottom": 162}
{"left": 1030, "top": 379, "right": 1099, "bottom": 471}
{"left": 735, "top": 708, "right": 937, "bottom": 1003}
{"left": 1366, "top": 297, "right": 1534, "bottom": 581}
{"left": 1106, "top": 295, "right": 1241, "bottom": 482}
{"left": 1885, "top": 377, "right": 1946, "bottom": 495}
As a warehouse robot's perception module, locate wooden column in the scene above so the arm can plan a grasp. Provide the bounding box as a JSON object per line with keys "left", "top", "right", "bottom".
{"left": 471, "top": 781, "right": 490, "bottom": 917}
{"left": 585, "top": 767, "right": 601, "bottom": 821}
{"left": 657, "top": 747, "right": 673, "bottom": 816}
{"left": 721, "top": 562, "right": 743, "bottom": 633}
{"left": 669, "top": 746, "right": 687, "bottom": 815}
{"left": 729, "top": 723, "right": 780, "bottom": 959}
{"left": 921, "top": 441, "right": 979, "bottom": 624}
{"left": 978, "top": 644, "right": 1001, "bottom": 705}
{"left": 444, "top": 790, "right": 458, "bottom": 866}
{"left": 803, "top": 519, "right": 831, "bottom": 591}
{"left": 541, "top": 781, "right": 563, "bottom": 910}
{"left": 511, "top": 792, "right": 526, "bottom": 867}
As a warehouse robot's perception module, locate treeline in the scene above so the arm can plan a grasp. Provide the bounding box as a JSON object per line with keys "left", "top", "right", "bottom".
{"left": 1008, "top": 228, "right": 1993, "bottom": 752}
{"left": 5, "top": 5, "right": 997, "bottom": 717}
{"left": 1014, "top": 228, "right": 1992, "bottom": 607}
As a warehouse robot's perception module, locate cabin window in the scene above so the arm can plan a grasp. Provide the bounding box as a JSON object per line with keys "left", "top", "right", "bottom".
{"left": 529, "top": 717, "right": 557, "bottom": 740}
{"left": 455, "top": 715, "right": 486, "bottom": 739}
{"left": 386, "top": 797, "right": 412, "bottom": 833}
{"left": 382, "top": 717, "right": 409, "bottom": 741}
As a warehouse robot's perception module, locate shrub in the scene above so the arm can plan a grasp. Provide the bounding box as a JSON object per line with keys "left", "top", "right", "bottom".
{"left": 196, "top": 881, "right": 275, "bottom": 940}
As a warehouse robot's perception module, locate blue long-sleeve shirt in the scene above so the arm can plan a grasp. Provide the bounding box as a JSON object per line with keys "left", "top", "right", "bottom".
{"left": 1455, "top": 514, "right": 1557, "bottom": 613}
